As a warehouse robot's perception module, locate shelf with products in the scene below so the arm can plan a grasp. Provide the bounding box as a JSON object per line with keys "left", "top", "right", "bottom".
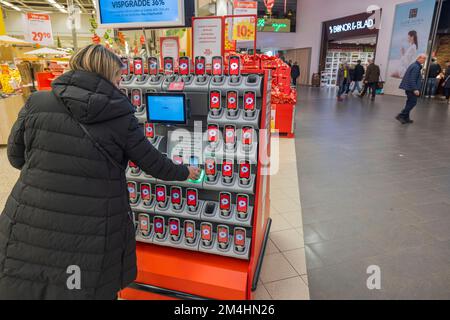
{"left": 118, "top": 55, "right": 271, "bottom": 300}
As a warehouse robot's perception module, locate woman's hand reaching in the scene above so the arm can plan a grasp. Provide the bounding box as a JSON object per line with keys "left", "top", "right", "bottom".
{"left": 187, "top": 166, "right": 202, "bottom": 180}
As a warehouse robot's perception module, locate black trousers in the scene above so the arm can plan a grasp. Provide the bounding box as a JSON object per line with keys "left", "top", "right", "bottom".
{"left": 445, "top": 87, "right": 450, "bottom": 100}
{"left": 360, "top": 82, "right": 377, "bottom": 98}
{"left": 399, "top": 90, "right": 418, "bottom": 119}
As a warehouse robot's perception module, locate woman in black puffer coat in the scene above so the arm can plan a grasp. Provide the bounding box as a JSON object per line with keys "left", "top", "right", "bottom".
{"left": 0, "top": 44, "right": 200, "bottom": 300}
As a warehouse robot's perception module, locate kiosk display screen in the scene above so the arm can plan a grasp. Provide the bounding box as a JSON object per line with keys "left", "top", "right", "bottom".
{"left": 146, "top": 93, "right": 187, "bottom": 125}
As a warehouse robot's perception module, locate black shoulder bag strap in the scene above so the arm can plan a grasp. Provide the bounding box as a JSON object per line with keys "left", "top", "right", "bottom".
{"left": 52, "top": 91, "right": 125, "bottom": 171}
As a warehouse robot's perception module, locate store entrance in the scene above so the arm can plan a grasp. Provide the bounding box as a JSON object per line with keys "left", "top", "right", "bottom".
{"left": 321, "top": 36, "right": 377, "bottom": 87}
{"left": 319, "top": 11, "right": 381, "bottom": 87}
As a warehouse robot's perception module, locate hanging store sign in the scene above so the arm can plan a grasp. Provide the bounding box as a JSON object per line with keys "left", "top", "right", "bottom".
{"left": 324, "top": 12, "right": 380, "bottom": 41}
{"left": 232, "top": 17, "right": 256, "bottom": 41}
{"left": 233, "top": 0, "right": 257, "bottom": 15}
{"left": 257, "top": 18, "right": 290, "bottom": 32}
{"left": 328, "top": 18, "right": 375, "bottom": 34}
{"left": 23, "top": 13, "right": 54, "bottom": 46}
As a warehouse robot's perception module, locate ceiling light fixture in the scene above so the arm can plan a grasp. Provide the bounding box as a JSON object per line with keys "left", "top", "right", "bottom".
{"left": 45, "top": 0, "right": 68, "bottom": 13}
{"left": 0, "top": 0, "right": 22, "bottom": 11}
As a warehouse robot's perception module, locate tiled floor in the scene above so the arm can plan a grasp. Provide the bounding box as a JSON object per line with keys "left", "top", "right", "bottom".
{"left": 255, "top": 138, "right": 310, "bottom": 300}
{"left": 296, "top": 87, "right": 450, "bottom": 299}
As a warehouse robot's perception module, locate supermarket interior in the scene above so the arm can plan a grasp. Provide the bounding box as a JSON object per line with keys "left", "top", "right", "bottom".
{"left": 0, "top": 0, "right": 450, "bottom": 302}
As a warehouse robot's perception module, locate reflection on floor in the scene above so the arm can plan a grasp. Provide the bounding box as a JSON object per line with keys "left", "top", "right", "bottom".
{"left": 296, "top": 87, "right": 450, "bottom": 299}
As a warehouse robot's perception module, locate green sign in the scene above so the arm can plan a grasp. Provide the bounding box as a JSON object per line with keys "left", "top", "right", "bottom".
{"left": 257, "top": 18, "right": 291, "bottom": 32}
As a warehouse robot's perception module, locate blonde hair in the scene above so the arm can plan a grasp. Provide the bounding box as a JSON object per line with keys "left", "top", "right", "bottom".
{"left": 69, "top": 44, "right": 123, "bottom": 84}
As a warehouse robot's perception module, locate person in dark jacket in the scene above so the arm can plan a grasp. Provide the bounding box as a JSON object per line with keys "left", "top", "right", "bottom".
{"left": 425, "top": 58, "right": 441, "bottom": 98}
{"left": 359, "top": 59, "right": 380, "bottom": 101}
{"left": 442, "top": 61, "right": 450, "bottom": 103}
{"left": 0, "top": 44, "right": 200, "bottom": 300}
{"left": 396, "top": 54, "right": 427, "bottom": 124}
{"left": 350, "top": 60, "right": 365, "bottom": 94}
{"left": 291, "top": 62, "right": 300, "bottom": 86}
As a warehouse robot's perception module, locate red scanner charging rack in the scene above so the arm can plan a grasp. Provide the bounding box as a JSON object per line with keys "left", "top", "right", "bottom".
{"left": 119, "top": 55, "right": 272, "bottom": 300}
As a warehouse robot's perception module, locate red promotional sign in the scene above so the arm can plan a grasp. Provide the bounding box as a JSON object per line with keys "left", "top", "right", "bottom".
{"left": 24, "top": 13, "right": 54, "bottom": 46}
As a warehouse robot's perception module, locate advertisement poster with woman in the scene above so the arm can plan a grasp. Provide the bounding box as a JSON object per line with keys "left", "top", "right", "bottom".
{"left": 385, "top": 0, "right": 436, "bottom": 95}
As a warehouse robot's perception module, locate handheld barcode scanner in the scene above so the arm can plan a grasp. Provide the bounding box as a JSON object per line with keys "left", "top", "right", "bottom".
{"left": 186, "top": 188, "right": 199, "bottom": 212}
{"left": 131, "top": 88, "right": 144, "bottom": 113}
{"left": 128, "top": 161, "right": 141, "bottom": 176}
{"left": 133, "top": 57, "right": 144, "bottom": 81}
{"left": 236, "top": 194, "right": 249, "bottom": 219}
{"left": 120, "top": 57, "right": 131, "bottom": 82}
{"left": 127, "top": 182, "right": 138, "bottom": 204}
{"left": 243, "top": 91, "right": 256, "bottom": 118}
{"left": 205, "top": 158, "right": 217, "bottom": 182}
{"left": 169, "top": 218, "right": 181, "bottom": 242}
{"left": 154, "top": 216, "right": 165, "bottom": 239}
{"left": 178, "top": 56, "right": 191, "bottom": 76}
{"left": 194, "top": 56, "right": 206, "bottom": 75}
{"left": 219, "top": 192, "right": 232, "bottom": 217}
{"left": 207, "top": 124, "right": 220, "bottom": 150}
{"left": 138, "top": 213, "right": 151, "bottom": 238}
{"left": 172, "top": 154, "right": 183, "bottom": 165}
{"left": 241, "top": 126, "right": 254, "bottom": 152}
{"left": 234, "top": 227, "right": 246, "bottom": 252}
{"left": 163, "top": 57, "right": 174, "bottom": 75}
{"left": 140, "top": 183, "right": 152, "bottom": 207}
{"left": 211, "top": 56, "right": 224, "bottom": 85}
{"left": 224, "top": 125, "right": 237, "bottom": 151}
{"left": 144, "top": 122, "right": 156, "bottom": 143}
{"left": 209, "top": 90, "right": 221, "bottom": 116}
{"left": 217, "top": 225, "right": 230, "bottom": 250}
{"left": 148, "top": 57, "right": 159, "bottom": 76}
{"left": 170, "top": 186, "right": 183, "bottom": 210}
{"left": 238, "top": 160, "right": 251, "bottom": 185}
{"left": 228, "top": 55, "right": 241, "bottom": 83}
{"left": 184, "top": 220, "right": 196, "bottom": 244}
{"left": 212, "top": 56, "right": 224, "bottom": 76}
{"left": 155, "top": 184, "right": 168, "bottom": 208}
{"left": 222, "top": 160, "right": 234, "bottom": 184}
{"left": 200, "top": 222, "right": 213, "bottom": 247}
{"left": 226, "top": 90, "right": 238, "bottom": 117}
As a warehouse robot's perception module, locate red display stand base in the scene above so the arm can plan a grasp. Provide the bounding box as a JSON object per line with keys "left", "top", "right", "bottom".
{"left": 272, "top": 103, "right": 295, "bottom": 138}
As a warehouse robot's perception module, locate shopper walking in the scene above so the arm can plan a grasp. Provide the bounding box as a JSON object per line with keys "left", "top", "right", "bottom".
{"left": 336, "top": 63, "right": 350, "bottom": 102}
{"left": 443, "top": 61, "right": 450, "bottom": 104}
{"left": 0, "top": 44, "right": 200, "bottom": 300}
{"left": 351, "top": 60, "right": 365, "bottom": 94}
{"left": 291, "top": 61, "right": 300, "bottom": 86}
{"left": 359, "top": 59, "right": 380, "bottom": 101}
{"left": 345, "top": 66, "right": 355, "bottom": 94}
{"left": 425, "top": 58, "right": 442, "bottom": 98}
{"left": 396, "top": 54, "right": 427, "bottom": 124}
